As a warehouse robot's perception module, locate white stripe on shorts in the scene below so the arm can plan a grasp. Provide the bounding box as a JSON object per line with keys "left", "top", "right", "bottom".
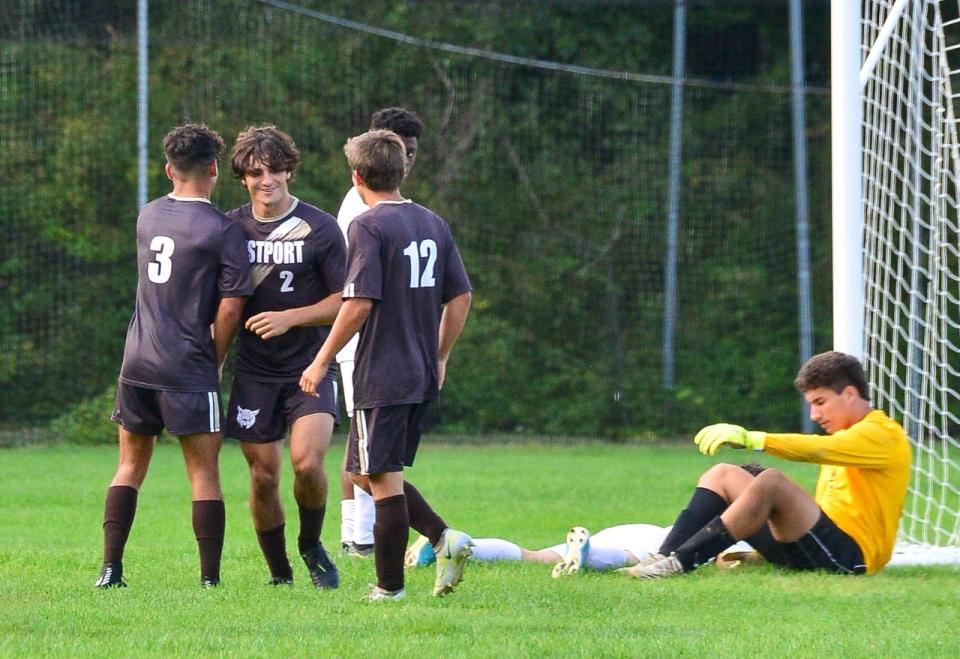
{"left": 208, "top": 392, "right": 220, "bottom": 432}
{"left": 357, "top": 409, "right": 369, "bottom": 475}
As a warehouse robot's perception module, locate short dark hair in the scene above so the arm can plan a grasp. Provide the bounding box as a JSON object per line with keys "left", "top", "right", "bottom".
{"left": 794, "top": 351, "right": 870, "bottom": 400}
{"left": 162, "top": 123, "right": 223, "bottom": 176}
{"left": 230, "top": 125, "right": 301, "bottom": 179}
{"left": 344, "top": 130, "right": 406, "bottom": 192}
{"left": 370, "top": 107, "right": 423, "bottom": 139}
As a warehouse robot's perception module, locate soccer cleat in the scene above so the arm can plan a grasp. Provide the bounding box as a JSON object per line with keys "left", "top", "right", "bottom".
{"left": 94, "top": 562, "right": 127, "bottom": 589}
{"left": 551, "top": 526, "right": 591, "bottom": 578}
{"left": 201, "top": 576, "right": 220, "bottom": 588}
{"left": 363, "top": 584, "right": 405, "bottom": 602}
{"left": 432, "top": 529, "right": 474, "bottom": 597}
{"left": 404, "top": 534, "right": 436, "bottom": 568}
{"left": 269, "top": 576, "right": 294, "bottom": 586}
{"left": 301, "top": 542, "right": 340, "bottom": 589}
{"left": 621, "top": 553, "right": 684, "bottom": 579}
{"left": 347, "top": 542, "right": 375, "bottom": 558}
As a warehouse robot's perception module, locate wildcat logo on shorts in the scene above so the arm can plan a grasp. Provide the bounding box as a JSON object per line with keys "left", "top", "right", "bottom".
{"left": 237, "top": 407, "right": 260, "bottom": 429}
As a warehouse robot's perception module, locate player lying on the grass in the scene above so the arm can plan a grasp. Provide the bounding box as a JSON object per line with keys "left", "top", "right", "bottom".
{"left": 300, "top": 130, "right": 474, "bottom": 601}
{"left": 408, "top": 524, "right": 753, "bottom": 575}
{"left": 97, "top": 124, "right": 253, "bottom": 589}
{"left": 224, "top": 126, "right": 346, "bottom": 589}
{"left": 625, "top": 351, "right": 911, "bottom": 579}
{"left": 405, "top": 465, "right": 765, "bottom": 577}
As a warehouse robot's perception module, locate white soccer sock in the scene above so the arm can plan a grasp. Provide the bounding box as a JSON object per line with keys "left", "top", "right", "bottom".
{"left": 584, "top": 546, "right": 630, "bottom": 571}
{"left": 352, "top": 485, "right": 376, "bottom": 545}
{"left": 470, "top": 538, "right": 523, "bottom": 562}
{"left": 340, "top": 498, "right": 355, "bottom": 545}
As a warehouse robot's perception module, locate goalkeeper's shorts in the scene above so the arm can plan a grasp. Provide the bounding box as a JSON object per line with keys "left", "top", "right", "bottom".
{"left": 752, "top": 511, "right": 866, "bottom": 575}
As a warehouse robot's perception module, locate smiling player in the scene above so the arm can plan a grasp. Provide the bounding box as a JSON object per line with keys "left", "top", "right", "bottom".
{"left": 224, "top": 125, "right": 346, "bottom": 588}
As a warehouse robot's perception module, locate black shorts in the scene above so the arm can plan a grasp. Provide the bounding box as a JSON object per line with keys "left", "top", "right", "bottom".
{"left": 225, "top": 372, "right": 339, "bottom": 443}
{"left": 111, "top": 383, "right": 223, "bottom": 436}
{"left": 749, "top": 511, "right": 866, "bottom": 575}
{"left": 346, "top": 402, "right": 430, "bottom": 475}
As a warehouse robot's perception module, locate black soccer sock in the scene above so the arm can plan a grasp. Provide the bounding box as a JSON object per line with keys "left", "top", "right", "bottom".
{"left": 403, "top": 481, "right": 446, "bottom": 547}
{"left": 373, "top": 494, "right": 409, "bottom": 592}
{"left": 674, "top": 516, "right": 737, "bottom": 572}
{"left": 192, "top": 499, "right": 225, "bottom": 582}
{"left": 659, "top": 487, "right": 728, "bottom": 555}
{"left": 296, "top": 504, "right": 326, "bottom": 555}
{"left": 257, "top": 524, "right": 293, "bottom": 580}
{"left": 102, "top": 485, "right": 138, "bottom": 565}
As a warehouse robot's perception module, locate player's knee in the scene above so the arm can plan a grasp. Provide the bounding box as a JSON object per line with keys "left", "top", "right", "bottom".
{"left": 250, "top": 464, "right": 281, "bottom": 493}
{"left": 749, "top": 468, "right": 788, "bottom": 493}
{"left": 292, "top": 455, "right": 323, "bottom": 481}
{"left": 697, "top": 463, "right": 741, "bottom": 487}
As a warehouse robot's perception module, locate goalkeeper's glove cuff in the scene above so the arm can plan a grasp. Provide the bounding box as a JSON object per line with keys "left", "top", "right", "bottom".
{"left": 745, "top": 431, "right": 766, "bottom": 451}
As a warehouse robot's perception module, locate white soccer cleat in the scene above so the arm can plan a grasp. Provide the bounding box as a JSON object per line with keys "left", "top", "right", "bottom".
{"left": 620, "top": 553, "right": 684, "bottom": 579}
{"left": 432, "top": 529, "right": 474, "bottom": 597}
{"left": 551, "top": 526, "right": 591, "bottom": 578}
{"left": 363, "top": 584, "right": 405, "bottom": 602}
{"left": 404, "top": 534, "right": 436, "bottom": 568}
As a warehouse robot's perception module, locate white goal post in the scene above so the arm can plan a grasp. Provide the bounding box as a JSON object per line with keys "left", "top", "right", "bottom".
{"left": 835, "top": 0, "right": 960, "bottom": 564}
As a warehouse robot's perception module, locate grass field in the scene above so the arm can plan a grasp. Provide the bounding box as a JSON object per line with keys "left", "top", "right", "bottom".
{"left": 1, "top": 438, "right": 958, "bottom": 657}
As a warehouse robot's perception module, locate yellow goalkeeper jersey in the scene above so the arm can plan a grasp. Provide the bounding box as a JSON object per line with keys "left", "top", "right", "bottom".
{"left": 762, "top": 410, "right": 911, "bottom": 574}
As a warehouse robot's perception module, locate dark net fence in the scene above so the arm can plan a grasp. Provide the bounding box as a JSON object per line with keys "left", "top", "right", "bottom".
{"left": 0, "top": 0, "right": 832, "bottom": 442}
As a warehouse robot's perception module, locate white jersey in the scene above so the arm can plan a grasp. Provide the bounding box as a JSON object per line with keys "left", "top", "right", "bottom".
{"left": 334, "top": 185, "right": 367, "bottom": 364}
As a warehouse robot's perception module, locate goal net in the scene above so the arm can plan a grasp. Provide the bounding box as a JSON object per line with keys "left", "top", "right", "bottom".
{"left": 860, "top": 0, "right": 960, "bottom": 562}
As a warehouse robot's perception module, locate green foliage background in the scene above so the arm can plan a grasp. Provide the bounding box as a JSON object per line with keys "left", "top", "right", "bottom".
{"left": 0, "top": 1, "right": 834, "bottom": 440}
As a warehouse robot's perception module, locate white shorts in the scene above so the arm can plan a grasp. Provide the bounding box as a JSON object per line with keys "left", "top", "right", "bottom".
{"left": 546, "top": 524, "right": 669, "bottom": 561}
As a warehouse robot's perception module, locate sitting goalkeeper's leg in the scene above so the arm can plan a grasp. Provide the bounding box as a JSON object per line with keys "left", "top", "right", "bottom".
{"left": 674, "top": 469, "right": 819, "bottom": 573}
{"left": 627, "top": 469, "right": 817, "bottom": 579}
{"left": 657, "top": 464, "right": 754, "bottom": 555}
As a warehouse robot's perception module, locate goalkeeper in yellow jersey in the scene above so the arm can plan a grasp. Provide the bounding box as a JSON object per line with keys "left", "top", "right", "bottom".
{"left": 625, "top": 351, "right": 911, "bottom": 579}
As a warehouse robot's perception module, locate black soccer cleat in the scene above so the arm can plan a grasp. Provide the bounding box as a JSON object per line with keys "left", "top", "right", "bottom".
{"left": 94, "top": 562, "right": 127, "bottom": 589}
{"left": 269, "top": 575, "right": 294, "bottom": 586}
{"left": 301, "top": 542, "right": 339, "bottom": 589}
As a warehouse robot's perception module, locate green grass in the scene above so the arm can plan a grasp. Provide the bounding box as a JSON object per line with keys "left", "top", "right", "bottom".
{"left": 1, "top": 439, "right": 958, "bottom": 657}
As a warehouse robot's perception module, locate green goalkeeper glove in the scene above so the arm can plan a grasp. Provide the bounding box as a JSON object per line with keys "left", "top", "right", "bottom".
{"left": 694, "top": 423, "right": 766, "bottom": 455}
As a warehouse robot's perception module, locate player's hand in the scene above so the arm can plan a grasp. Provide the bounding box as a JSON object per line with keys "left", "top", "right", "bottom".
{"left": 694, "top": 423, "right": 765, "bottom": 455}
{"left": 437, "top": 359, "right": 447, "bottom": 390}
{"left": 299, "top": 360, "right": 327, "bottom": 397}
{"left": 246, "top": 310, "right": 292, "bottom": 339}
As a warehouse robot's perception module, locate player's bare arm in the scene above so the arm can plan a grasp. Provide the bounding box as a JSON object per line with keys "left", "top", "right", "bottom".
{"left": 437, "top": 291, "right": 472, "bottom": 389}
{"left": 300, "top": 297, "right": 374, "bottom": 395}
{"left": 213, "top": 295, "right": 246, "bottom": 369}
{"left": 245, "top": 290, "right": 343, "bottom": 339}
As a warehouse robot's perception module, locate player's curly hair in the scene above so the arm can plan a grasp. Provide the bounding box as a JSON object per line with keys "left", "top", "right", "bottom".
{"left": 344, "top": 130, "right": 406, "bottom": 192}
{"left": 230, "top": 125, "right": 301, "bottom": 179}
{"left": 162, "top": 123, "right": 223, "bottom": 176}
{"left": 370, "top": 107, "right": 423, "bottom": 138}
{"left": 794, "top": 351, "right": 870, "bottom": 400}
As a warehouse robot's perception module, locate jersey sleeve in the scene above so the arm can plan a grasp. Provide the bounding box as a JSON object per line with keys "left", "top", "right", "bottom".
{"left": 762, "top": 423, "right": 900, "bottom": 468}
{"left": 218, "top": 220, "right": 254, "bottom": 297}
{"left": 440, "top": 223, "right": 472, "bottom": 303}
{"left": 343, "top": 220, "right": 382, "bottom": 300}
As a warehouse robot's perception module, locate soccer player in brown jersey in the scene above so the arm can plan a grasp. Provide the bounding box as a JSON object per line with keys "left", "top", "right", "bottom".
{"left": 301, "top": 130, "right": 474, "bottom": 601}
{"left": 224, "top": 125, "right": 346, "bottom": 588}
{"left": 625, "top": 351, "right": 911, "bottom": 578}
{"left": 96, "top": 123, "right": 253, "bottom": 589}
{"left": 335, "top": 107, "right": 423, "bottom": 558}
